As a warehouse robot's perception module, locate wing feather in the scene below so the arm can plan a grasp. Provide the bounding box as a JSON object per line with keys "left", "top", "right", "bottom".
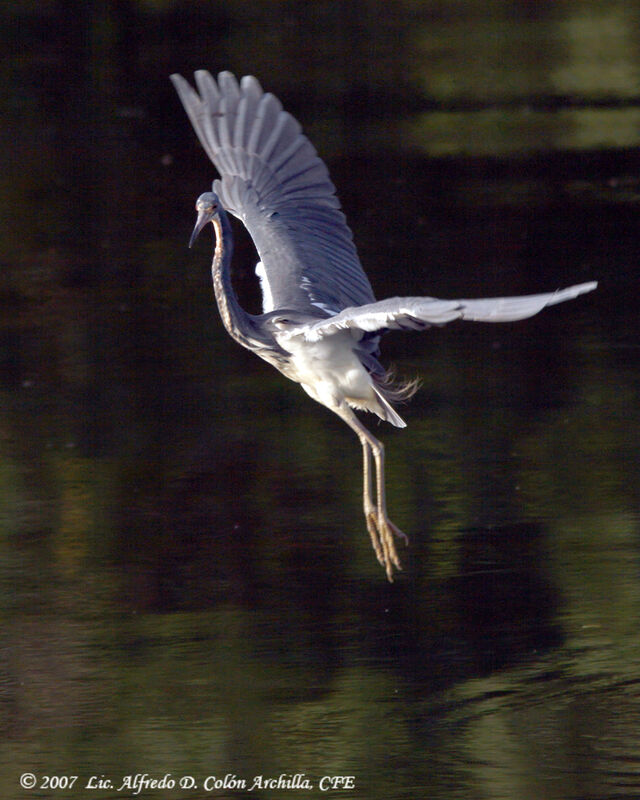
{"left": 290, "top": 282, "right": 598, "bottom": 341}
{"left": 171, "top": 70, "right": 375, "bottom": 315}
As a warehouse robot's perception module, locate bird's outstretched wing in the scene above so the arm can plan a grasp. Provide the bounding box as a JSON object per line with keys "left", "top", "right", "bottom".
{"left": 171, "top": 70, "right": 375, "bottom": 316}
{"left": 287, "top": 282, "right": 598, "bottom": 341}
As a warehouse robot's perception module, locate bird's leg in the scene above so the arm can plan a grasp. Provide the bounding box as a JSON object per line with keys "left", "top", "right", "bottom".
{"left": 335, "top": 405, "right": 407, "bottom": 580}
{"left": 361, "top": 439, "right": 385, "bottom": 567}
{"left": 367, "top": 434, "right": 407, "bottom": 580}
{"left": 371, "top": 440, "right": 409, "bottom": 548}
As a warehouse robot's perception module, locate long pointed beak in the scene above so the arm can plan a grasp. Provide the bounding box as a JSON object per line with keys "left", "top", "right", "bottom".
{"left": 189, "top": 207, "right": 215, "bottom": 248}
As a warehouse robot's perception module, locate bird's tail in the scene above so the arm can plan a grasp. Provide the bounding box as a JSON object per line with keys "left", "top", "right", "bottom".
{"left": 372, "top": 370, "right": 421, "bottom": 428}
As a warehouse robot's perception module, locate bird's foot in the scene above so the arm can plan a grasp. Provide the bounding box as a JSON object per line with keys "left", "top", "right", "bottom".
{"left": 365, "top": 510, "right": 408, "bottom": 581}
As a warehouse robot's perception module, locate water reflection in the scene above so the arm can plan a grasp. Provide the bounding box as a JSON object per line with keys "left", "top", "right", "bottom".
{"left": 2, "top": 2, "right": 640, "bottom": 799}
{"left": 3, "top": 281, "right": 639, "bottom": 797}
{"left": 408, "top": 108, "right": 640, "bottom": 157}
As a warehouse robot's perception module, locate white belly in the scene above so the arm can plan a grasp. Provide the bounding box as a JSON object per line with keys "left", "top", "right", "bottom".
{"left": 276, "top": 330, "right": 376, "bottom": 412}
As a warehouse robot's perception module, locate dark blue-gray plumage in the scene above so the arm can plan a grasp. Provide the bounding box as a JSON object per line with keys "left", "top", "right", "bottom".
{"left": 171, "top": 70, "right": 597, "bottom": 580}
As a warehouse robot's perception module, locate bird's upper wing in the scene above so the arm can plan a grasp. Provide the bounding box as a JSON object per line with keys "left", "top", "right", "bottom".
{"left": 286, "top": 282, "right": 598, "bottom": 341}
{"left": 171, "top": 70, "right": 375, "bottom": 316}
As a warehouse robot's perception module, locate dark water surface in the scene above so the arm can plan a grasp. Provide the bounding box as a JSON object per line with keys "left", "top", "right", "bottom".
{"left": 2, "top": 3, "right": 640, "bottom": 799}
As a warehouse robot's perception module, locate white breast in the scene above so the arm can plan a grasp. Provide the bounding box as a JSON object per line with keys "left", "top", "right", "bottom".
{"left": 276, "top": 329, "right": 376, "bottom": 412}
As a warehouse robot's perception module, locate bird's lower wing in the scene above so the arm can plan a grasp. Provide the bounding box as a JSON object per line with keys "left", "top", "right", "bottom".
{"left": 291, "top": 282, "right": 598, "bottom": 341}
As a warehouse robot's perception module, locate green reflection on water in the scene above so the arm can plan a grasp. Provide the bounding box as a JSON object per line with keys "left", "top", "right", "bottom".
{"left": 407, "top": 108, "right": 640, "bottom": 157}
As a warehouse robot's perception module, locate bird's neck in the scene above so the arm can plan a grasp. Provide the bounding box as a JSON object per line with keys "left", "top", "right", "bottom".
{"left": 211, "top": 209, "right": 254, "bottom": 349}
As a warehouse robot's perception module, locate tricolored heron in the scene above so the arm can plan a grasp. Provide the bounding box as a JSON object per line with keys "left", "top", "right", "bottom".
{"left": 171, "top": 70, "right": 596, "bottom": 580}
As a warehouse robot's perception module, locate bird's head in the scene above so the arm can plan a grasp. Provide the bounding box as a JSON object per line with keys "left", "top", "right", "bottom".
{"left": 189, "top": 191, "right": 221, "bottom": 248}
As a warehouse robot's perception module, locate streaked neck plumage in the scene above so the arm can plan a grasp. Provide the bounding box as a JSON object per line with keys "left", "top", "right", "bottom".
{"left": 210, "top": 208, "right": 256, "bottom": 350}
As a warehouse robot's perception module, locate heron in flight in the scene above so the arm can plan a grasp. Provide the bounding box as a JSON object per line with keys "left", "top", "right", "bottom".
{"left": 171, "top": 70, "right": 596, "bottom": 580}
